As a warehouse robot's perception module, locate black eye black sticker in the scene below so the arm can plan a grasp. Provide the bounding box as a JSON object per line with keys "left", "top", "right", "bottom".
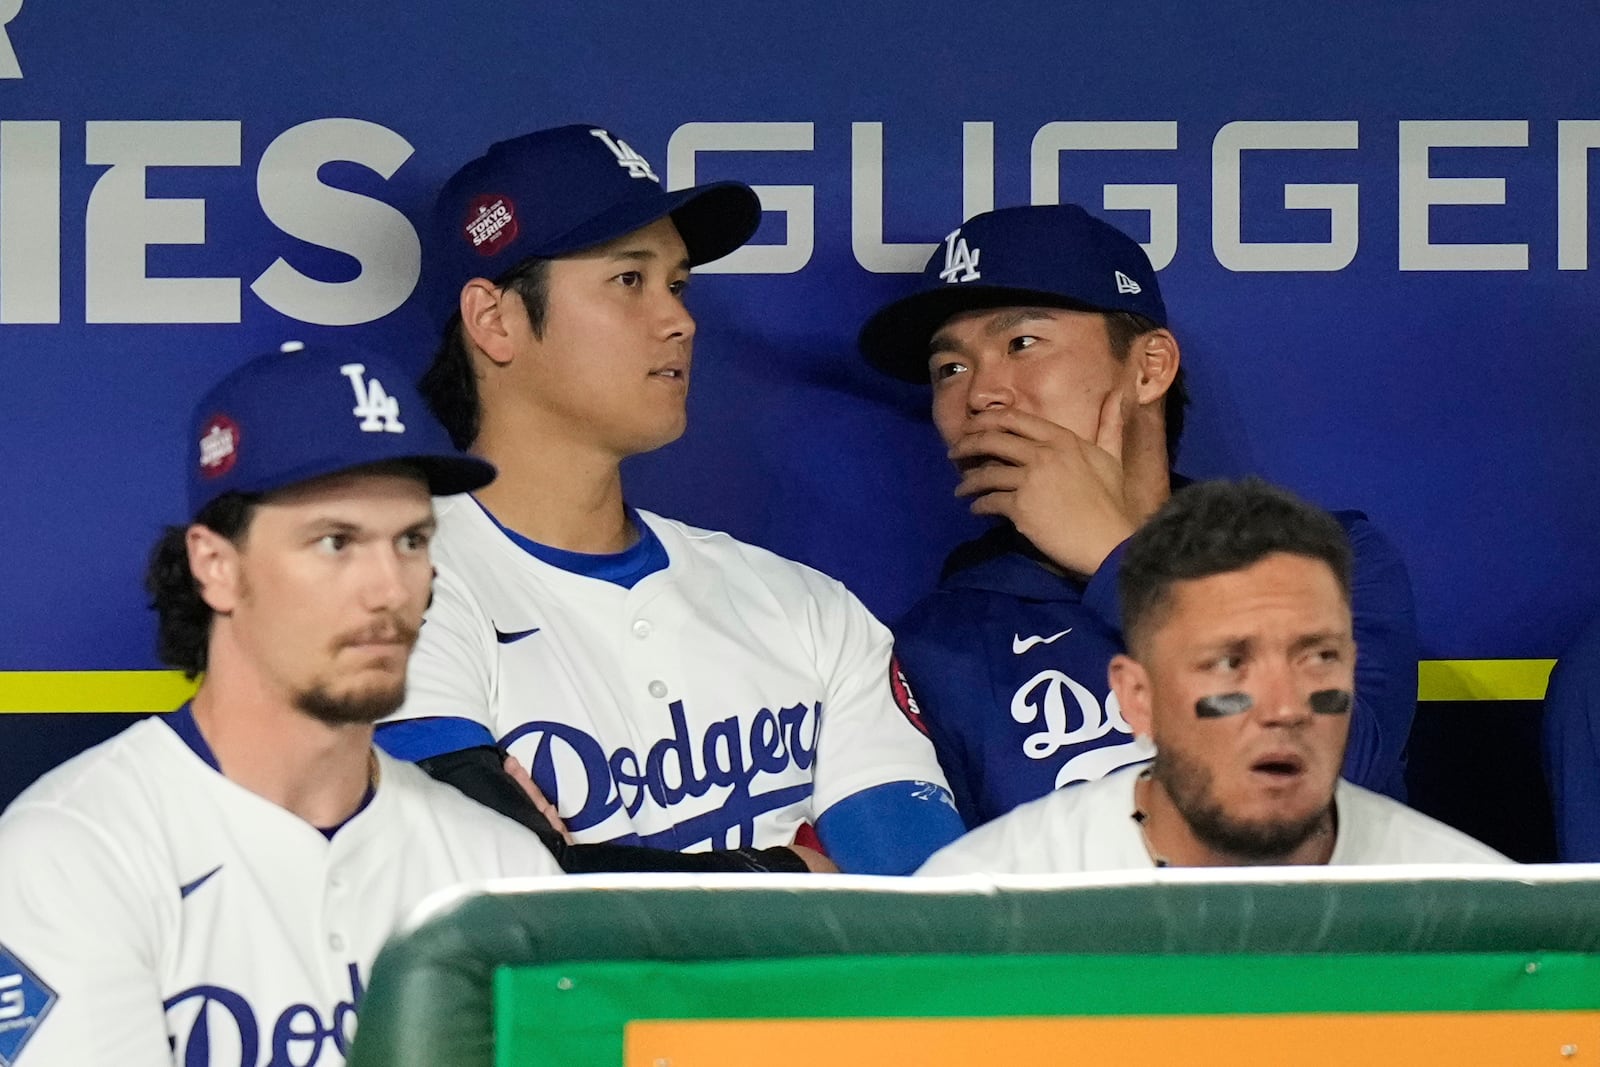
{"left": 1309, "top": 689, "right": 1353, "bottom": 715}
{"left": 1195, "top": 692, "right": 1253, "bottom": 718}
{"left": 1194, "top": 690, "right": 1353, "bottom": 718}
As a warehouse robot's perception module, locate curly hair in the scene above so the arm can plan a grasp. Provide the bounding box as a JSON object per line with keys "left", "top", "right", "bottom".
{"left": 144, "top": 493, "right": 258, "bottom": 678}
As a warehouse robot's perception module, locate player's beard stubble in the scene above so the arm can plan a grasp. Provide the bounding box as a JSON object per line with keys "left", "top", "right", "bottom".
{"left": 295, "top": 615, "right": 420, "bottom": 727}
{"left": 1152, "top": 745, "right": 1334, "bottom": 862}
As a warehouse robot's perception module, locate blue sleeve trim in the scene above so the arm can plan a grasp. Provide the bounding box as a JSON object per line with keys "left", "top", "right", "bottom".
{"left": 815, "top": 780, "right": 966, "bottom": 875}
{"left": 374, "top": 717, "right": 497, "bottom": 762}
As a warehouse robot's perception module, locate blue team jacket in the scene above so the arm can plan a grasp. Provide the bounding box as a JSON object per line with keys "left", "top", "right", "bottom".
{"left": 893, "top": 510, "right": 1420, "bottom": 829}
{"left": 1543, "top": 611, "right": 1600, "bottom": 861}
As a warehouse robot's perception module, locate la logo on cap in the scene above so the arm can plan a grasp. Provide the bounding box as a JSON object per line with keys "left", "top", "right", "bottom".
{"left": 589, "top": 128, "right": 659, "bottom": 182}
{"left": 198, "top": 415, "right": 240, "bottom": 478}
{"left": 341, "top": 364, "right": 405, "bottom": 434}
{"left": 938, "top": 228, "right": 981, "bottom": 284}
{"left": 464, "top": 193, "right": 519, "bottom": 257}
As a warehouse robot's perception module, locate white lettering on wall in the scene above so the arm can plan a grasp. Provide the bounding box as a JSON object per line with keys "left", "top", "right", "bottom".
{"left": 0, "top": 0, "right": 23, "bottom": 79}
{"left": 851, "top": 122, "right": 996, "bottom": 273}
{"left": 85, "top": 121, "right": 242, "bottom": 323}
{"left": 1558, "top": 120, "right": 1600, "bottom": 270}
{"left": 250, "top": 119, "right": 419, "bottom": 326}
{"left": 1031, "top": 121, "right": 1179, "bottom": 270}
{"left": 0, "top": 121, "right": 59, "bottom": 322}
{"left": 1398, "top": 120, "right": 1529, "bottom": 271}
{"left": 1213, "top": 120, "right": 1360, "bottom": 272}
{"left": 667, "top": 122, "right": 814, "bottom": 275}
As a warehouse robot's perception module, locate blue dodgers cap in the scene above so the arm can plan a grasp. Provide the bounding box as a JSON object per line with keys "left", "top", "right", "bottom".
{"left": 434, "top": 124, "right": 761, "bottom": 298}
{"left": 858, "top": 204, "right": 1168, "bottom": 383}
{"left": 186, "top": 341, "right": 496, "bottom": 517}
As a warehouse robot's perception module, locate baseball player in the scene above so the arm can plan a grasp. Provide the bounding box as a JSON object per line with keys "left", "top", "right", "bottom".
{"left": 375, "top": 125, "right": 963, "bottom": 876}
{"left": 919, "top": 479, "right": 1507, "bottom": 874}
{"left": 0, "top": 343, "right": 562, "bottom": 1067}
{"left": 858, "top": 204, "right": 1420, "bottom": 829}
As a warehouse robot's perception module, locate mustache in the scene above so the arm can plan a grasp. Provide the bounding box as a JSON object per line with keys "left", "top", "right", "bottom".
{"left": 335, "top": 615, "right": 420, "bottom": 649}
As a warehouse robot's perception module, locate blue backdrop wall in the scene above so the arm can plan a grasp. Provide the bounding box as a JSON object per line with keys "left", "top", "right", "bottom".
{"left": 1, "top": 2, "right": 1595, "bottom": 836}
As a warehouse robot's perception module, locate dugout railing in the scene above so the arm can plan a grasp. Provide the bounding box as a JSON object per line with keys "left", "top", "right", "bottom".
{"left": 348, "top": 867, "right": 1600, "bottom": 1067}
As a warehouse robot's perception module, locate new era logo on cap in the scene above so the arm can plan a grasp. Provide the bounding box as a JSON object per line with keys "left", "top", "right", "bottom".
{"left": 1114, "top": 270, "right": 1142, "bottom": 294}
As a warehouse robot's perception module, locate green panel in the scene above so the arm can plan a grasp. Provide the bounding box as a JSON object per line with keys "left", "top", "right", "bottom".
{"left": 348, "top": 877, "right": 1600, "bottom": 1067}
{"left": 495, "top": 952, "right": 1600, "bottom": 1067}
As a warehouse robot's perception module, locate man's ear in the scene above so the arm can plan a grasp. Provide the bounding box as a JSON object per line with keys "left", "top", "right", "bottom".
{"left": 460, "top": 279, "right": 519, "bottom": 368}
{"left": 186, "top": 525, "right": 241, "bottom": 615}
{"left": 1131, "top": 329, "right": 1180, "bottom": 407}
{"left": 1109, "top": 653, "right": 1155, "bottom": 740}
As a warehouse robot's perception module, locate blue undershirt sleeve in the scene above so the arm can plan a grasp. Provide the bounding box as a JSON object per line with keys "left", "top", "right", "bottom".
{"left": 374, "top": 717, "right": 497, "bottom": 762}
{"left": 814, "top": 780, "right": 967, "bottom": 876}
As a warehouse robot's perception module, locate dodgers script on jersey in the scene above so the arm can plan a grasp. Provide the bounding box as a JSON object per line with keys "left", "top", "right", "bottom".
{"left": 0, "top": 715, "right": 560, "bottom": 1067}
{"left": 916, "top": 765, "right": 1512, "bottom": 875}
{"left": 894, "top": 508, "right": 1419, "bottom": 828}
{"left": 389, "top": 497, "right": 947, "bottom": 852}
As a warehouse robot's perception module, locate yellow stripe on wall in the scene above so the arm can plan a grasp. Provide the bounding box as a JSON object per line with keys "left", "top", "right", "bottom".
{"left": 0, "top": 661, "right": 1560, "bottom": 713}
{"left": 0, "top": 671, "right": 197, "bottom": 714}
{"left": 1418, "top": 659, "right": 1555, "bottom": 702}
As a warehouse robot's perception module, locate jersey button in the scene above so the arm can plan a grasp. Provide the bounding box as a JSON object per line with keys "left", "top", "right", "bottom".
{"left": 632, "top": 619, "right": 652, "bottom": 639}
{"left": 329, "top": 934, "right": 345, "bottom": 952}
{"left": 648, "top": 680, "right": 668, "bottom": 699}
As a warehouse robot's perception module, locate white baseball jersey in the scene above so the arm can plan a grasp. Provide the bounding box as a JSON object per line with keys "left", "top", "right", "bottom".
{"left": 0, "top": 713, "right": 561, "bottom": 1067}
{"left": 916, "top": 763, "right": 1511, "bottom": 875}
{"left": 389, "top": 497, "right": 947, "bottom": 851}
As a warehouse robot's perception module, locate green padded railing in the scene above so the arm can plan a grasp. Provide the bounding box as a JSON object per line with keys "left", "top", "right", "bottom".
{"left": 348, "top": 869, "right": 1600, "bottom": 1067}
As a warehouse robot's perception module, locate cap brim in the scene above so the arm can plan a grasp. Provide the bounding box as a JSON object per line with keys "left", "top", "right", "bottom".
{"left": 225, "top": 453, "right": 497, "bottom": 507}
{"left": 858, "top": 285, "right": 1108, "bottom": 384}
{"left": 410, "top": 453, "right": 498, "bottom": 497}
{"left": 531, "top": 182, "right": 761, "bottom": 267}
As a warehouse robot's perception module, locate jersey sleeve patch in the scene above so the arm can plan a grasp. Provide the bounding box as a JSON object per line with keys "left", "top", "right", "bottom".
{"left": 0, "top": 941, "right": 58, "bottom": 1067}
{"left": 889, "top": 654, "right": 929, "bottom": 737}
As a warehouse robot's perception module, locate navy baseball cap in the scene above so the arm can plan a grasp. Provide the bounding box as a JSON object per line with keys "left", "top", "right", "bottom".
{"left": 858, "top": 204, "right": 1168, "bottom": 383}
{"left": 187, "top": 341, "right": 496, "bottom": 517}
{"left": 433, "top": 124, "right": 761, "bottom": 303}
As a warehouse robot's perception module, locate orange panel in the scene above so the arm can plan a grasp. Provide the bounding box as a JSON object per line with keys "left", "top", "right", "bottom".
{"left": 625, "top": 1012, "right": 1600, "bottom": 1066}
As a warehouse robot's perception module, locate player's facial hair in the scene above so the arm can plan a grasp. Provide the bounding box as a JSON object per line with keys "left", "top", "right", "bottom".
{"left": 295, "top": 682, "right": 407, "bottom": 727}
{"left": 1152, "top": 745, "right": 1332, "bottom": 861}
{"left": 296, "top": 617, "right": 420, "bottom": 727}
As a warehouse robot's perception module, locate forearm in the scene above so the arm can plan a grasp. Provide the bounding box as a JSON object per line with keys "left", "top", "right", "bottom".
{"left": 415, "top": 746, "right": 808, "bottom": 873}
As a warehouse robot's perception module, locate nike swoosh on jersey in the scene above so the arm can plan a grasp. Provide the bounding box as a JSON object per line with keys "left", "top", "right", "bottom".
{"left": 494, "top": 626, "right": 542, "bottom": 644}
{"left": 179, "top": 865, "right": 223, "bottom": 899}
{"left": 1012, "top": 629, "right": 1073, "bottom": 654}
